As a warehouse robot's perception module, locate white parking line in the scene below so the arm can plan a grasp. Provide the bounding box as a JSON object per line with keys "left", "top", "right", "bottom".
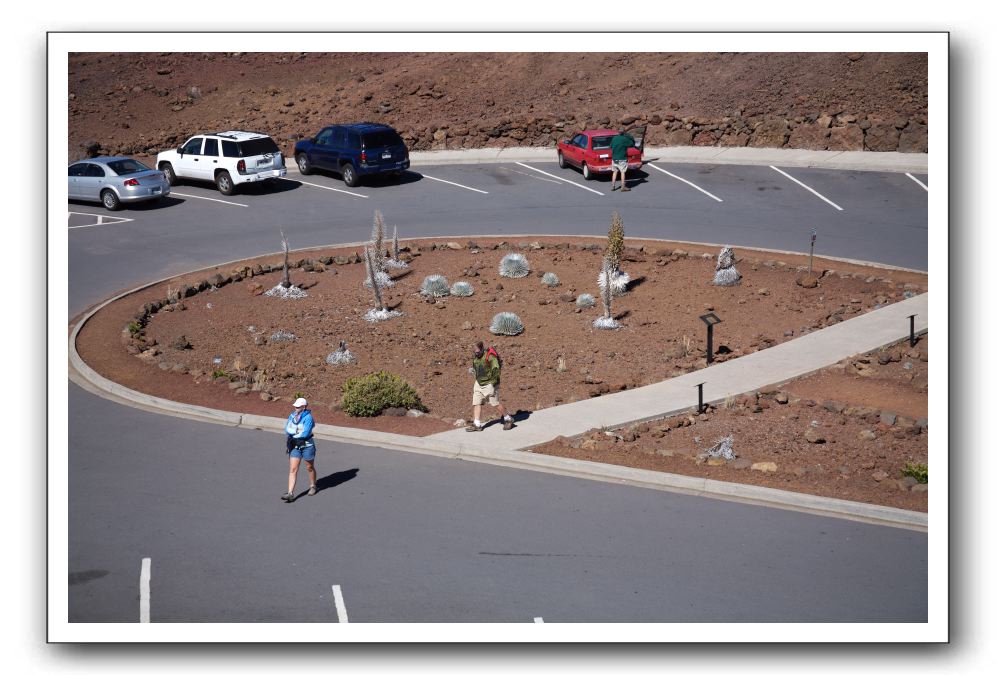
{"left": 332, "top": 584, "right": 349, "bottom": 623}
{"left": 534, "top": 617, "right": 544, "bottom": 623}
{"left": 140, "top": 558, "right": 151, "bottom": 623}
{"left": 769, "top": 166, "right": 844, "bottom": 211}
{"left": 906, "top": 173, "right": 929, "bottom": 191}
{"left": 646, "top": 164, "right": 724, "bottom": 202}
{"left": 170, "top": 191, "right": 249, "bottom": 208}
{"left": 420, "top": 174, "right": 489, "bottom": 194}
{"left": 282, "top": 178, "right": 370, "bottom": 199}
{"left": 67, "top": 212, "right": 135, "bottom": 229}
{"left": 514, "top": 162, "right": 605, "bottom": 196}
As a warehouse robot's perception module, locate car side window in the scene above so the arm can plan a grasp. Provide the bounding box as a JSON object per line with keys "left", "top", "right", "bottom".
{"left": 84, "top": 164, "right": 106, "bottom": 177}
{"left": 332, "top": 128, "right": 347, "bottom": 147}
{"left": 68, "top": 164, "right": 87, "bottom": 177}
{"left": 316, "top": 128, "right": 333, "bottom": 145}
{"left": 572, "top": 134, "right": 586, "bottom": 148}
{"left": 222, "top": 140, "right": 240, "bottom": 157}
{"left": 203, "top": 138, "right": 219, "bottom": 156}
{"left": 181, "top": 138, "right": 203, "bottom": 155}
{"left": 347, "top": 131, "right": 361, "bottom": 149}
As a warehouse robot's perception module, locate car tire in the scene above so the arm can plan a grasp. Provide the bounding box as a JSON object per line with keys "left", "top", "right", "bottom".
{"left": 581, "top": 162, "right": 592, "bottom": 180}
{"left": 296, "top": 153, "right": 312, "bottom": 175}
{"left": 216, "top": 170, "right": 235, "bottom": 196}
{"left": 101, "top": 189, "right": 121, "bottom": 211}
{"left": 342, "top": 163, "right": 359, "bottom": 188}
{"left": 558, "top": 151, "right": 566, "bottom": 169}
{"left": 160, "top": 162, "right": 177, "bottom": 186}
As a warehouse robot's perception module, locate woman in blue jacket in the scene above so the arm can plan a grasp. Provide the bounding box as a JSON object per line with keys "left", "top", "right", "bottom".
{"left": 282, "top": 397, "right": 317, "bottom": 502}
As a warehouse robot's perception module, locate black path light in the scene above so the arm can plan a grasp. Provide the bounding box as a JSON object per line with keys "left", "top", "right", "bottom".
{"left": 909, "top": 314, "right": 918, "bottom": 347}
{"left": 699, "top": 312, "right": 723, "bottom": 364}
{"left": 695, "top": 382, "right": 705, "bottom": 414}
{"left": 809, "top": 228, "right": 817, "bottom": 277}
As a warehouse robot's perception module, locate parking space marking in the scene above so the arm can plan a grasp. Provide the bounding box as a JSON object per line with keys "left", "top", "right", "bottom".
{"left": 514, "top": 162, "right": 605, "bottom": 196}
{"left": 504, "top": 167, "right": 561, "bottom": 184}
{"left": 906, "top": 173, "right": 929, "bottom": 191}
{"left": 420, "top": 174, "right": 489, "bottom": 194}
{"left": 282, "top": 178, "right": 370, "bottom": 199}
{"left": 170, "top": 191, "right": 249, "bottom": 207}
{"left": 140, "top": 557, "right": 151, "bottom": 623}
{"left": 770, "top": 166, "right": 844, "bottom": 211}
{"left": 67, "top": 212, "right": 135, "bottom": 229}
{"left": 534, "top": 617, "right": 544, "bottom": 623}
{"left": 646, "top": 164, "right": 724, "bottom": 202}
{"left": 332, "top": 584, "right": 349, "bottom": 623}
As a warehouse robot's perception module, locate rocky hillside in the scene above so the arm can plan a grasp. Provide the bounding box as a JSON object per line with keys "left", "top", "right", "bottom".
{"left": 68, "top": 52, "right": 928, "bottom": 161}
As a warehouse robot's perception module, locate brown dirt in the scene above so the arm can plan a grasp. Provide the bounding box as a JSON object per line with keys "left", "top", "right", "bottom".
{"left": 68, "top": 52, "right": 928, "bottom": 160}
{"left": 531, "top": 336, "right": 928, "bottom": 512}
{"left": 75, "top": 234, "right": 925, "bottom": 431}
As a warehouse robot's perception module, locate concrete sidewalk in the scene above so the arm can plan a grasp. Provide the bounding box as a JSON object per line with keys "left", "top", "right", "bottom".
{"left": 431, "top": 293, "right": 927, "bottom": 452}
{"left": 408, "top": 145, "right": 928, "bottom": 174}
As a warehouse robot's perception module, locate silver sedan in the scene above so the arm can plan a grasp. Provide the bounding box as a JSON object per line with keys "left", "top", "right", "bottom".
{"left": 68, "top": 156, "right": 171, "bottom": 210}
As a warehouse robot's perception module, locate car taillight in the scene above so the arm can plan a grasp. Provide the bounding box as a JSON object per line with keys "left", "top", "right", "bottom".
{"left": 360, "top": 150, "right": 367, "bottom": 163}
{"left": 237, "top": 159, "right": 246, "bottom": 174}
{"left": 123, "top": 178, "right": 139, "bottom": 187}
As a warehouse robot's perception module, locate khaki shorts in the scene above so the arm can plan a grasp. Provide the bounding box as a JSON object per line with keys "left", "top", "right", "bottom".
{"left": 473, "top": 381, "right": 500, "bottom": 406}
{"left": 611, "top": 159, "right": 629, "bottom": 172}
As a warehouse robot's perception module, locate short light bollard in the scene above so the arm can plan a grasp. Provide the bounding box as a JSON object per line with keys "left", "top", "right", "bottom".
{"left": 908, "top": 314, "right": 917, "bottom": 347}
{"left": 696, "top": 382, "right": 705, "bottom": 414}
{"left": 699, "top": 312, "right": 722, "bottom": 364}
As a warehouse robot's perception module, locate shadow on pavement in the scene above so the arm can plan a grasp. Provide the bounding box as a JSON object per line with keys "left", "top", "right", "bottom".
{"left": 315, "top": 467, "right": 359, "bottom": 493}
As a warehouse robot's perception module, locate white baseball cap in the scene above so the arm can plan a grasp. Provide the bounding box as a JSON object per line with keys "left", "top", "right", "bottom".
{"left": 292, "top": 397, "right": 308, "bottom": 408}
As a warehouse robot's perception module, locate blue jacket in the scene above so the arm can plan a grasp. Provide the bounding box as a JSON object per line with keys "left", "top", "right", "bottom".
{"left": 285, "top": 409, "right": 315, "bottom": 440}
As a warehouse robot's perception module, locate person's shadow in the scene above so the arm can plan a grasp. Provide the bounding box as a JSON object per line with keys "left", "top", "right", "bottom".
{"left": 314, "top": 468, "right": 359, "bottom": 493}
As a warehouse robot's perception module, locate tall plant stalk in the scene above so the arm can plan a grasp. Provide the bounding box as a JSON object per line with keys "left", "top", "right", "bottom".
{"left": 280, "top": 230, "right": 291, "bottom": 288}
{"left": 600, "top": 255, "right": 613, "bottom": 320}
{"left": 365, "top": 246, "right": 384, "bottom": 311}
{"left": 371, "top": 210, "right": 386, "bottom": 273}
{"left": 392, "top": 226, "right": 400, "bottom": 260}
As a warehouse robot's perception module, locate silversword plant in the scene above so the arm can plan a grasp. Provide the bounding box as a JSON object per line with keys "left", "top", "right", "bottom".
{"left": 490, "top": 312, "right": 524, "bottom": 336}
{"left": 450, "top": 281, "right": 475, "bottom": 296}
{"left": 499, "top": 252, "right": 530, "bottom": 278}
{"left": 541, "top": 272, "right": 560, "bottom": 287}
{"left": 421, "top": 274, "right": 450, "bottom": 297}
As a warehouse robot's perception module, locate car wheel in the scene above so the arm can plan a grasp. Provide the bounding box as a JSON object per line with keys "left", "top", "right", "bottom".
{"left": 342, "top": 163, "right": 359, "bottom": 188}
{"left": 296, "top": 153, "right": 311, "bottom": 175}
{"left": 581, "top": 162, "right": 592, "bottom": 180}
{"left": 558, "top": 151, "right": 566, "bottom": 169}
{"left": 101, "top": 189, "right": 121, "bottom": 211}
{"left": 216, "top": 170, "right": 235, "bottom": 195}
{"left": 160, "top": 162, "right": 177, "bottom": 186}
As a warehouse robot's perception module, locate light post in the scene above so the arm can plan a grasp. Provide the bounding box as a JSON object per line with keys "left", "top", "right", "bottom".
{"left": 699, "top": 312, "right": 722, "bottom": 364}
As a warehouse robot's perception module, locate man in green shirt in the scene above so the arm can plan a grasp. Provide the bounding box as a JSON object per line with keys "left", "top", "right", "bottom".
{"left": 609, "top": 130, "right": 636, "bottom": 192}
{"left": 467, "top": 340, "right": 514, "bottom": 431}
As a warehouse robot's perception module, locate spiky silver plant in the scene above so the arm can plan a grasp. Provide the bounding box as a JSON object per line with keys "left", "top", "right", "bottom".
{"left": 541, "top": 272, "right": 560, "bottom": 287}
{"left": 499, "top": 252, "right": 529, "bottom": 278}
{"left": 420, "top": 274, "right": 450, "bottom": 297}
{"left": 576, "top": 293, "right": 596, "bottom": 308}
{"left": 280, "top": 230, "right": 291, "bottom": 288}
{"left": 365, "top": 247, "right": 384, "bottom": 311}
{"left": 371, "top": 210, "right": 386, "bottom": 274}
{"left": 450, "top": 281, "right": 475, "bottom": 297}
{"left": 385, "top": 225, "right": 409, "bottom": 269}
{"left": 594, "top": 256, "right": 620, "bottom": 329}
{"left": 326, "top": 341, "right": 358, "bottom": 366}
{"left": 713, "top": 246, "right": 742, "bottom": 286}
{"left": 597, "top": 268, "right": 630, "bottom": 295}
{"left": 490, "top": 312, "right": 524, "bottom": 336}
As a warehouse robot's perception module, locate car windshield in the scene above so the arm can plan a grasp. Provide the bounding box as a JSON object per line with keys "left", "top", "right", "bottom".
{"left": 361, "top": 131, "right": 403, "bottom": 148}
{"left": 591, "top": 136, "right": 614, "bottom": 150}
{"left": 236, "top": 137, "right": 280, "bottom": 156}
{"left": 106, "top": 159, "right": 151, "bottom": 175}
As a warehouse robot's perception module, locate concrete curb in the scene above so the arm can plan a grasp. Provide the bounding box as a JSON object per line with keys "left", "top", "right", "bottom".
{"left": 68, "top": 240, "right": 929, "bottom": 532}
{"left": 403, "top": 145, "right": 928, "bottom": 174}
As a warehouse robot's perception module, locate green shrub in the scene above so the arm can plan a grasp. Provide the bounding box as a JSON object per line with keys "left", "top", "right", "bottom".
{"left": 341, "top": 371, "right": 426, "bottom": 417}
{"left": 211, "top": 368, "right": 230, "bottom": 380}
{"left": 126, "top": 321, "right": 143, "bottom": 335}
{"left": 901, "top": 461, "right": 928, "bottom": 484}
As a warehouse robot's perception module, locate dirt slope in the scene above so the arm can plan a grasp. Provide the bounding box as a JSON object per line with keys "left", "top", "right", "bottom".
{"left": 68, "top": 52, "right": 928, "bottom": 160}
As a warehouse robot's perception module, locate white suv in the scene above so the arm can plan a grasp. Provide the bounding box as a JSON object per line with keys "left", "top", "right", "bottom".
{"left": 156, "top": 131, "right": 287, "bottom": 195}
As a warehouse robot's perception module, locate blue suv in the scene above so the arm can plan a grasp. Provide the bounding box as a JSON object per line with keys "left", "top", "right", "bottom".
{"left": 293, "top": 123, "right": 410, "bottom": 187}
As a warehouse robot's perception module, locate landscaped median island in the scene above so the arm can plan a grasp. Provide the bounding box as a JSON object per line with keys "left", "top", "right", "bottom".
{"left": 73, "top": 231, "right": 927, "bottom": 509}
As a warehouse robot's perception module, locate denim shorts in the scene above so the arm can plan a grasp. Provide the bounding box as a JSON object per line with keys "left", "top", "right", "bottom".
{"left": 289, "top": 440, "right": 317, "bottom": 461}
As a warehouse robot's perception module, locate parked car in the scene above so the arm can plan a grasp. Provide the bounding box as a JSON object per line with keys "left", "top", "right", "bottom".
{"left": 156, "top": 130, "right": 286, "bottom": 195}
{"left": 556, "top": 126, "right": 647, "bottom": 180}
{"left": 68, "top": 156, "right": 170, "bottom": 210}
{"left": 293, "top": 123, "right": 410, "bottom": 187}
